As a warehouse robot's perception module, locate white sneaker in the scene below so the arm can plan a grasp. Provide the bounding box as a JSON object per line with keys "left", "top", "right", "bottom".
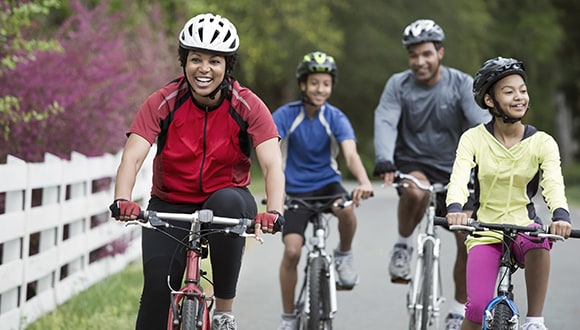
{"left": 388, "top": 243, "right": 412, "bottom": 280}
{"left": 211, "top": 313, "right": 237, "bottom": 330}
{"left": 277, "top": 317, "right": 298, "bottom": 330}
{"left": 444, "top": 313, "right": 464, "bottom": 330}
{"left": 334, "top": 248, "right": 359, "bottom": 289}
{"left": 521, "top": 322, "right": 547, "bottom": 330}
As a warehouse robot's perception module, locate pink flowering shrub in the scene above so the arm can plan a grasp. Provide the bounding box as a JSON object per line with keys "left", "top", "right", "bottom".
{"left": 0, "top": 1, "right": 176, "bottom": 162}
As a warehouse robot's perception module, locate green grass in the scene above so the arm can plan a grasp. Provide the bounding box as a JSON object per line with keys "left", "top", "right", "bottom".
{"left": 26, "top": 261, "right": 143, "bottom": 330}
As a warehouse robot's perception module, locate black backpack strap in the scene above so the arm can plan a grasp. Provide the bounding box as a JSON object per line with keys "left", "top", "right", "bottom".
{"left": 156, "top": 92, "right": 190, "bottom": 155}
{"left": 229, "top": 105, "right": 251, "bottom": 157}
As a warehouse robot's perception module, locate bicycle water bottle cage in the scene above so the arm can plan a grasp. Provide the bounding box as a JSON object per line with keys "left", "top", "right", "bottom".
{"left": 198, "top": 209, "right": 214, "bottom": 223}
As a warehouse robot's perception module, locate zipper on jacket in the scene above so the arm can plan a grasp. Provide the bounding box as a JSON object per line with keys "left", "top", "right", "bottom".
{"left": 199, "top": 105, "right": 209, "bottom": 192}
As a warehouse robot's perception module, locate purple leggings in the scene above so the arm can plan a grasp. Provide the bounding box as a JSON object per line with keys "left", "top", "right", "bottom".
{"left": 464, "top": 226, "right": 552, "bottom": 323}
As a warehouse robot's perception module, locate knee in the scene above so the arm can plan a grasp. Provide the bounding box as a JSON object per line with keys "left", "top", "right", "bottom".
{"left": 282, "top": 244, "right": 302, "bottom": 267}
{"left": 465, "top": 299, "right": 487, "bottom": 324}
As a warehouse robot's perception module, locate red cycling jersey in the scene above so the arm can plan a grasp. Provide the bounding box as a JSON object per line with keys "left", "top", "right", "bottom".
{"left": 128, "top": 76, "right": 279, "bottom": 203}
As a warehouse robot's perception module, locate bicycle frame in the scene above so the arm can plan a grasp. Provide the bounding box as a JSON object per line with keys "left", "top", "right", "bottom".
{"left": 394, "top": 172, "right": 446, "bottom": 330}
{"left": 167, "top": 217, "right": 211, "bottom": 330}
{"left": 481, "top": 234, "right": 519, "bottom": 330}
{"left": 442, "top": 220, "right": 580, "bottom": 330}
{"left": 287, "top": 194, "right": 350, "bottom": 330}
{"left": 129, "top": 209, "right": 257, "bottom": 330}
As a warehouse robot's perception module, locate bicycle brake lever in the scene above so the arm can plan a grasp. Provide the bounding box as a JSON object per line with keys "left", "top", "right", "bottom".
{"left": 240, "top": 233, "right": 264, "bottom": 244}
{"left": 537, "top": 233, "right": 565, "bottom": 241}
{"left": 449, "top": 224, "right": 475, "bottom": 232}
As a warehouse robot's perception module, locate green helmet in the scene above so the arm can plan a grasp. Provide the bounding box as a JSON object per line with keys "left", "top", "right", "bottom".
{"left": 296, "top": 51, "right": 338, "bottom": 84}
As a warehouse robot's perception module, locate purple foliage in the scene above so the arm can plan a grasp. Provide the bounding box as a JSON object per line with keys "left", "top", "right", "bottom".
{"left": 0, "top": 1, "right": 176, "bottom": 162}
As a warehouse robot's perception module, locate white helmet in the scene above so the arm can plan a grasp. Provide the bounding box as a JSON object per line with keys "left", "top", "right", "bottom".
{"left": 179, "top": 13, "right": 239, "bottom": 55}
{"left": 402, "top": 19, "right": 445, "bottom": 47}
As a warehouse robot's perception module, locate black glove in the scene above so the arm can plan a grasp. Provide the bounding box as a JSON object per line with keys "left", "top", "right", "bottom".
{"left": 373, "top": 161, "right": 397, "bottom": 177}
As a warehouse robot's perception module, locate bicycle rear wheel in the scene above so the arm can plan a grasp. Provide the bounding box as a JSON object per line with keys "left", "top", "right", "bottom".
{"left": 307, "top": 256, "right": 333, "bottom": 330}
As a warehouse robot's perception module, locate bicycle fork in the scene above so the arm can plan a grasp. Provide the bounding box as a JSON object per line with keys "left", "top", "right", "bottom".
{"left": 482, "top": 264, "right": 519, "bottom": 330}
{"left": 408, "top": 233, "right": 443, "bottom": 325}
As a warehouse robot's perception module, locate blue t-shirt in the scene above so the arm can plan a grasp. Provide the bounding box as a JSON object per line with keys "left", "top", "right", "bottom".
{"left": 272, "top": 100, "right": 355, "bottom": 193}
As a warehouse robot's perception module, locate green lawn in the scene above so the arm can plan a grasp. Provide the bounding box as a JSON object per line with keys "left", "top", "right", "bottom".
{"left": 26, "top": 261, "right": 143, "bottom": 330}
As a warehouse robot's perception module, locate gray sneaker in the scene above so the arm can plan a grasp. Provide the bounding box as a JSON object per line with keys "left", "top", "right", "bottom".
{"left": 333, "top": 248, "right": 359, "bottom": 289}
{"left": 212, "top": 313, "right": 238, "bottom": 330}
{"left": 388, "top": 243, "right": 412, "bottom": 281}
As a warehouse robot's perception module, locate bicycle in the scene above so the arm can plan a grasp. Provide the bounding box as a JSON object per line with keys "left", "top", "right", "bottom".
{"left": 437, "top": 217, "right": 580, "bottom": 330}
{"left": 127, "top": 209, "right": 261, "bottom": 330}
{"left": 285, "top": 193, "right": 353, "bottom": 330}
{"left": 391, "top": 172, "right": 447, "bottom": 330}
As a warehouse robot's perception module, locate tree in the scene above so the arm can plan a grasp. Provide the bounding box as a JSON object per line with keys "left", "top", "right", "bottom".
{"left": 0, "top": 0, "right": 63, "bottom": 142}
{"left": 0, "top": 0, "right": 176, "bottom": 161}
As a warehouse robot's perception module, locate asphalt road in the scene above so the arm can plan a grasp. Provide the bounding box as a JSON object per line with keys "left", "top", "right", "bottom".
{"left": 233, "top": 182, "right": 580, "bottom": 329}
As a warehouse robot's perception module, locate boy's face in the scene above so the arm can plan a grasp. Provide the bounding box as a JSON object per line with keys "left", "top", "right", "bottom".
{"left": 300, "top": 72, "right": 333, "bottom": 108}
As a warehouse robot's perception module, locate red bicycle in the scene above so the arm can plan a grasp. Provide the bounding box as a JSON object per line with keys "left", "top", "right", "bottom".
{"left": 128, "top": 209, "right": 261, "bottom": 330}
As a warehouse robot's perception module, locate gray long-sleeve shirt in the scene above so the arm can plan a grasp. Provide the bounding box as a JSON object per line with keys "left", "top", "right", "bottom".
{"left": 374, "top": 66, "right": 491, "bottom": 173}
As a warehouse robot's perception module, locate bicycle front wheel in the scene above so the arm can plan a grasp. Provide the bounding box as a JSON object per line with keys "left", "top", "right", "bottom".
{"left": 489, "top": 301, "right": 516, "bottom": 330}
{"left": 409, "top": 239, "right": 434, "bottom": 330}
{"left": 180, "top": 298, "right": 201, "bottom": 330}
{"left": 420, "top": 239, "right": 434, "bottom": 330}
{"left": 307, "top": 256, "right": 333, "bottom": 330}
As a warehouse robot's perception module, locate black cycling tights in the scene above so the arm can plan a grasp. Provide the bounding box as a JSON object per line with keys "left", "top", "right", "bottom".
{"left": 135, "top": 187, "right": 257, "bottom": 330}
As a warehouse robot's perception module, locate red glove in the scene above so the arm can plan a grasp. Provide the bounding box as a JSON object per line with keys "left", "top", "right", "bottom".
{"left": 254, "top": 210, "right": 285, "bottom": 233}
{"left": 109, "top": 199, "right": 141, "bottom": 220}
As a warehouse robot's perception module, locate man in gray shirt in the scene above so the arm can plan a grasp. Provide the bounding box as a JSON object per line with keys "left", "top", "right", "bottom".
{"left": 373, "top": 19, "right": 490, "bottom": 330}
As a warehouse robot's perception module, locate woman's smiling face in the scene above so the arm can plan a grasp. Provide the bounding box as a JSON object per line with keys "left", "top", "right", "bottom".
{"left": 185, "top": 50, "right": 226, "bottom": 103}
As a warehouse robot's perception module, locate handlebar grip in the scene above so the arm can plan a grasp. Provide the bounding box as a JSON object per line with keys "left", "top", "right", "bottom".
{"left": 273, "top": 216, "right": 284, "bottom": 233}
{"left": 570, "top": 229, "right": 580, "bottom": 239}
{"left": 137, "top": 210, "right": 146, "bottom": 220}
{"left": 434, "top": 216, "right": 448, "bottom": 227}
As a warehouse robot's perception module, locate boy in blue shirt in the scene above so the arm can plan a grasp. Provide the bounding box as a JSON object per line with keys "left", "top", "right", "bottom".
{"left": 273, "top": 51, "right": 373, "bottom": 330}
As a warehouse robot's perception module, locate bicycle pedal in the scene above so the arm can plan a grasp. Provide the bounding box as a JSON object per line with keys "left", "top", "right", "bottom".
{"left": 335, "top": 283, "right": 355, "bottom": 291}
{"left": 390, "top": 277, "right": 411, "bottom": 284}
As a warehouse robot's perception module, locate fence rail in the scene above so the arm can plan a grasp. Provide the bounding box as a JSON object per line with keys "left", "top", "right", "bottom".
{"left": 0, "top": 149, "right": 153, "bottom": 329}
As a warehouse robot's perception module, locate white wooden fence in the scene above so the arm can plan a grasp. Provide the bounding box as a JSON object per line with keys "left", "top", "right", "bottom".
{"left": 0, "top": 149, "right": 154, "bottom": 330}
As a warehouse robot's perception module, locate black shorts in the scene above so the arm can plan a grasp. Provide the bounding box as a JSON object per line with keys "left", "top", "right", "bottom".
{"left": 283, "top": 182, "right": 348, "bottom": 239}
{"left": 395, "top": 160, "right": 475, "bottom": 215}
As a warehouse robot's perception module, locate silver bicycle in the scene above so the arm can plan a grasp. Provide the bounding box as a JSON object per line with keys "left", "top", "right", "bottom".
{"left": 393, "top": 172, "right": 446, "bottom": 330}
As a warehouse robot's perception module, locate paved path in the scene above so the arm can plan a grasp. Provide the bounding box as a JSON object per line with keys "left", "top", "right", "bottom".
{"left": 233, "top": 182, "right": 580, "bottom": 329}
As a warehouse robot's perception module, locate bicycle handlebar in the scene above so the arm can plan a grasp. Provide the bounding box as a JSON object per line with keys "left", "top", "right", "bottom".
{"left": 392, "top": 171, "right": 447, "bottom": 193}
{"left": 433, "top": 216, "right": 580, "bottom": 239}
{"left": 126, "top": 209, "right": 260, "bottom": 241}
{"left": 284, "top": 193, "right": 354, "bottom": 213}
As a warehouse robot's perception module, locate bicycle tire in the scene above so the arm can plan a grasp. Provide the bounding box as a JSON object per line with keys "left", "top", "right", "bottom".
{"left": 181, "top": 298, "right": 200, "bottom": 330}
{"left": 419, "top": 239, "right": 434, "bottom": 330}
{"left": 490, "top": 301, "right": 513, "bottom": 330}
{"left": 307, "top": 256, "right": 333, "bottom": 330}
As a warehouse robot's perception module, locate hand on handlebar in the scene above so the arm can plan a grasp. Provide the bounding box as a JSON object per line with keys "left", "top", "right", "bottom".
{"left": 109, "top": 199, "right": 141, "bottom": 221}
{"left": 351, "top": 183, "right": 374, "bottom": 206}
{"left": 446, "top": 212, "right": 469, "bottom": 226}
{"left": 551, "top": 220, "right": 572, "bottom": 239}
{"left": 254, "top": 210, "right": 285, "bottom": 235}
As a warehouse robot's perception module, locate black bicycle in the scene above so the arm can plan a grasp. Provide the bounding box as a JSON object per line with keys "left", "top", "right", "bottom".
{"left": 436, "top": 217, "right": 580, "bottom": 330}
{"left": 285, "top": 193, "right": 353, "bottom": 330}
